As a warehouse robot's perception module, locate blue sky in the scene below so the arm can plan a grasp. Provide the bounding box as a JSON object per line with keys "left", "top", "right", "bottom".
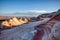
{"left": 0, "top": 0, "right": 60, "bottom": 17}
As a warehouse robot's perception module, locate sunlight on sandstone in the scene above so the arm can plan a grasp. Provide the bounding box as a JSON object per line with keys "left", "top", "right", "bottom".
{"left": 1, "top": 17, "right": 30, "bottom": 28}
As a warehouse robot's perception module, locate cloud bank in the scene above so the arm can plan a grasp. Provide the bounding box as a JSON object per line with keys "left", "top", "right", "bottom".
{"left": 0, "top": 10, "right": 48, "bottom": 17}
{"left": 19, "top": 10, "right": 48, "bottom": 13}
{"left": 13, "top": 10, "right": 48, "bottom": 17}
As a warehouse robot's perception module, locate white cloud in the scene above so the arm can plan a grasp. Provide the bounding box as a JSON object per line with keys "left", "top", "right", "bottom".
{"left": 0, "top": 10, "right": 48, "bottom": 17}
{"left": 13, "top": 10, "right": 48, "bottom": 17}
{"left": 19, "top": 10, "right": 48, "bottom": 13}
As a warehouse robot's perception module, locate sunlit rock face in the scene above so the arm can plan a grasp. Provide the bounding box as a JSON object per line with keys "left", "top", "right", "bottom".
{"left": 12, "top": 17, "right": 21, "bottom": 25}
{"left": 1, "top": 17, "right": 30, "bottom": 28}
{"left": 19, "top": 18, "right": 28, "bottom": 24}
{"left": 1, "top": 21, "right": 11, "bottom": 28}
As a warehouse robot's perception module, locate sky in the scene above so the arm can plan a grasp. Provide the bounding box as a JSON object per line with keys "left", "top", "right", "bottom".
{"left": 0, "top": 0, "right": 60, "bottom": 17}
